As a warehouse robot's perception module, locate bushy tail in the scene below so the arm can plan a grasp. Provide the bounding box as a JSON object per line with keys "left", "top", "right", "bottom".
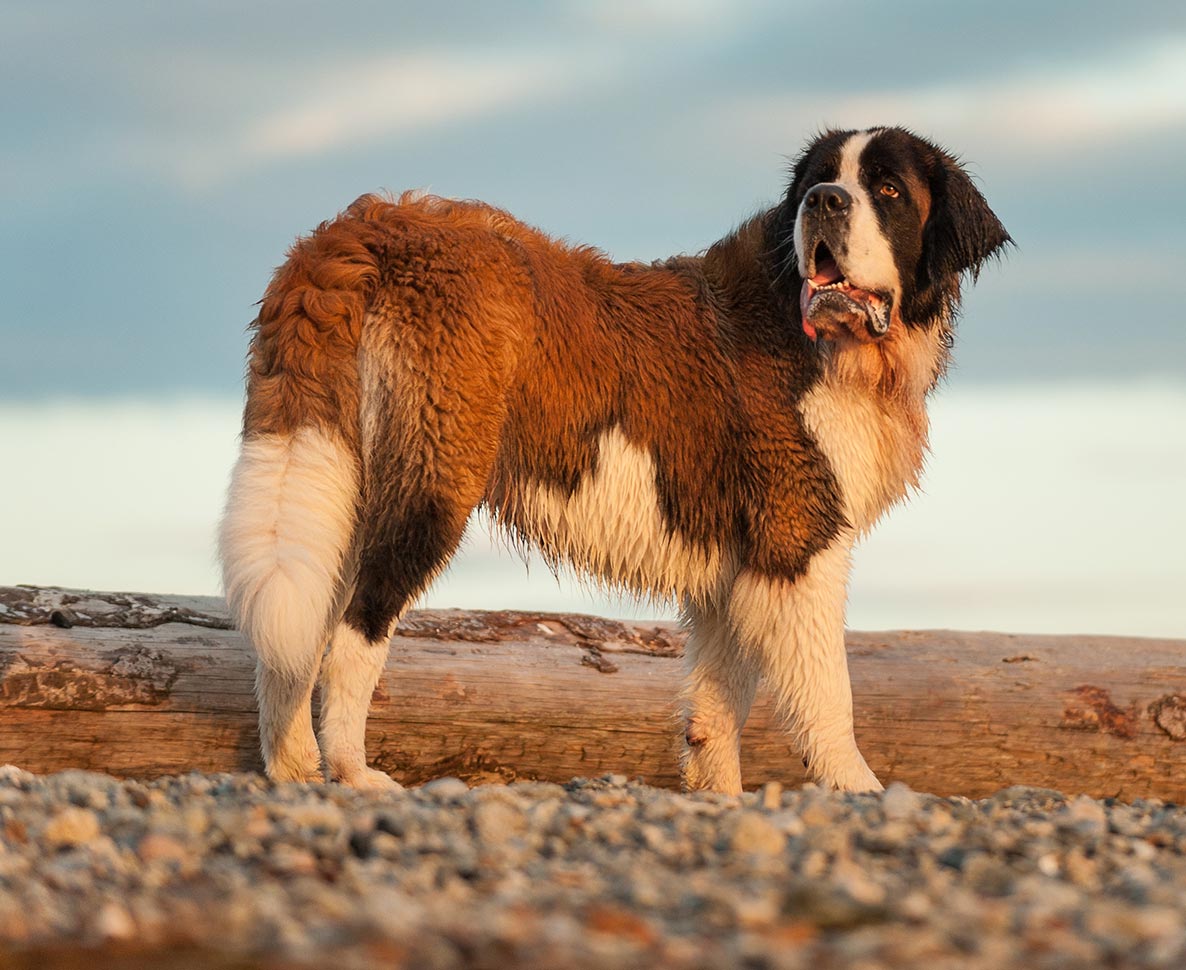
{"left": 219, "top": 427, "right": 359, "bottom": 680}
{"left": 219, "top": 197, "right": 386, "bottom": 679}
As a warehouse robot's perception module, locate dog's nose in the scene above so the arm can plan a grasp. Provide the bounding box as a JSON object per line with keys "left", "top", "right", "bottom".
{"left": 803, "top": 183, "right": 851, "bottom": 215}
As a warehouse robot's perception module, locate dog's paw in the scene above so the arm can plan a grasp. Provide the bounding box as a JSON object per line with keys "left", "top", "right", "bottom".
{"left": 335, "top": 766, "right": 403, "bottom": 792}
{"left": 823, "top": 762, "right": 884, "bottom": 793}
{"left": 807, "top": 750, "right": 884, "bottom": 793}
{"left": 266, "top": 744, "right": 324, "bottom": 785}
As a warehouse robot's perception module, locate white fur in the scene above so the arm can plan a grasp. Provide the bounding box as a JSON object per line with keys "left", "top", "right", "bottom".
{"left": 255, "top": 661, "right": 323, "bottom": 782}
{"left": 728, "top": 537, "right": 882, "bottom": 792}
{"left": 796, "top": 129, "right": 901, "bottom": 303}
{"left": 219, "top": 427, "right": 359, "bottom": 680}
{"left": 799, "top": 380, "right": 925, "bottom": 535}
{"left": 679, "top": 601, "right": 758, "bottom": 795}
{"left": 836, "top": 130, "right": 900, "bottom": 298}
{"left": 497, "top": 426, "right": 731, "bottom": 602}
{"left": 319, "top": 622, "right": 402, "bottom": 790}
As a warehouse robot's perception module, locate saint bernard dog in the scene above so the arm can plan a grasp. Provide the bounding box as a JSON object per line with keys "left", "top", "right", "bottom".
{"left": 220, "top": 126, "right": 1010, "bottom": 794}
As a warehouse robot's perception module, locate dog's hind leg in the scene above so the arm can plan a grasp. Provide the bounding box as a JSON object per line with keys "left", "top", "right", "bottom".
{"left": 729, "top": 537, "right": 883, "bottom": 792}
{"left": 320, "top": 481, "right": 490, "bottom": 788}
{"left": 317, "top": 312, "right": 514, "bottom": 788}
{"left": 679, "top": 601, "right": 759, "bottom": 795}
{"left": 220, "top": 429, "right": 360, "bottom": 783}
{"left": 255, "top": 663, "right": 324, "bottom": 783}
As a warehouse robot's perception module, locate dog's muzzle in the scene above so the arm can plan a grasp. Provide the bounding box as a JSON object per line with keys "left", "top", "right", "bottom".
{"left": 797, "top": 185, "right": 891, "bottom": 341}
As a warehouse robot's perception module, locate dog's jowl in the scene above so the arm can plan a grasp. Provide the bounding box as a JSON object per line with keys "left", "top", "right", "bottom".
{"left": 220, "top": 127, "right": 1009, "bottom": 793}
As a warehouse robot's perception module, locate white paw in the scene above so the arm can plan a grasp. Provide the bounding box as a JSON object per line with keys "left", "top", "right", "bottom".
{"left": 267, "top": 745, "right": 324, "bottom": 784}
{"left": 334, "top": 765, "right": 403, "bottom": 792}
{"left": 812, "top": 755, "right": 884, "bottom": 793}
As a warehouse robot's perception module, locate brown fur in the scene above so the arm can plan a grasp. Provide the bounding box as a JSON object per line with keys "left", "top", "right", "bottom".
{"left": 244, "top": 193, "right": 865, "bottom": 601}
{"left": 226, "top": 127, "right": 1010, "bottom": 792}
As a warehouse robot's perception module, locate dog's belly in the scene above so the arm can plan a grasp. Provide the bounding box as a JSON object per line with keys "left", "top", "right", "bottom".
{"left": 490, "top": 427, "right": 728, "bottom": 600}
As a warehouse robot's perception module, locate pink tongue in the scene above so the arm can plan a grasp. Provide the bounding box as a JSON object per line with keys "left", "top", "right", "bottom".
{"left": 811, "top": 255, "right": 844, "bottom": 286}
{"left": 799, "top": 280, "right": 816, "bottom": 340}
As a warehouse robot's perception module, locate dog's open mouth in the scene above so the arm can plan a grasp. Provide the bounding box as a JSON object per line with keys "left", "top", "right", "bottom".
{"left": 800, "top": 243, "right": 891, "bottom": 342}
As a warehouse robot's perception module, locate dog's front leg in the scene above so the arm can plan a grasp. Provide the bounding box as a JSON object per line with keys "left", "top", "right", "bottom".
{"left": 729, "top": 538, "right": 882, "bottom": 792}
{"left": 679, "top": 601, "right": 759, "bottom": 795}
{"left": 318, "top": 621, "right": 402, "bottom": 791}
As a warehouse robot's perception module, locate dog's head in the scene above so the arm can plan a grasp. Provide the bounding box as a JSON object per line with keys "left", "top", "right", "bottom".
{"left": 776, "top": 127, "right": 1010, "bottom": 345}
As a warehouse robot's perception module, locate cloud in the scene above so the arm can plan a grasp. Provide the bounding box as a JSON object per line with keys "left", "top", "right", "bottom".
{"left": 852, "top": 37, "right": 1186, "bottom": 149}
{"left": 240, "top": 51, "right": 586, "bottom": 161}
{"left": 78, "top": 2, "right": 773, "bottom": 190}
{"left": 129, "top": 46, "right": 615, "bottom": 187}
{"left": 574, "top": 0, "right": 772, "bottom": 31}
{"left": 706, "top": 34, "right": 1186, "bottom": 163}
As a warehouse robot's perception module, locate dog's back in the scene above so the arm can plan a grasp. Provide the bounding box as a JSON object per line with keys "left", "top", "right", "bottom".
{"left": 221, "top": 193, "right": 836, "bottom": 663}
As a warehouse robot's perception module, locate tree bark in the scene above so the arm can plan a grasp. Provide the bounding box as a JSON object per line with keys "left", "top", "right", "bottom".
{"left": 2, "top": 585, "right": 1184, "bottom": 800}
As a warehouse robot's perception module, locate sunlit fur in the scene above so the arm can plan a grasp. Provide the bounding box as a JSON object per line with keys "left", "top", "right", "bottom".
{"left": 219, "top": 428, "right": 357, "bottom": 681}
{"left": 220, "top": 128, "right": 1008, "bottom": 792}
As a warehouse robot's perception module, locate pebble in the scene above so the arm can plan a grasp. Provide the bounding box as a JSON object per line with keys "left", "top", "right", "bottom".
{"left": 473, "top": 799, "right": 525, "bottom": 846}
{"left": 759, "top": 781, "right": 783, "bottom": 811}
{"left": 419, "top": 776, "right": 469, "bottom": 800}
{"left": 727, "top": 811, "right": 787, "bottom": 857}
{"left": 136, "top": 833, "right": 190, "bottom": 865}
{"left": 1060, "top": 794, "right": 1109, "bottom": 837}
{"left": 881, "top": 781, "right": 922, "bottom": 821}
{"left": 0, "top": 769, "right": 1184, "bottom": 969}
{"left": 41, "top": 807, "right": 100, "bottom": 849}
{"left": 92, "top": 902, "right": 136, "bottom": 941}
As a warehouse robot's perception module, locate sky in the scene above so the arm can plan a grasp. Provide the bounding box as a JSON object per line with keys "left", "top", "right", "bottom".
{"left": 3, "top": 0, "right": 1185, "bottom": 395}
{"left": 1, "top": 1, "right": 1184, "bottom": 636}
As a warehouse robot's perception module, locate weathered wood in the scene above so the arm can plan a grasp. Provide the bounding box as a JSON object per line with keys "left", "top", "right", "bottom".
{"left": 2, "top": 585, "right": 1185, "bottom": 799}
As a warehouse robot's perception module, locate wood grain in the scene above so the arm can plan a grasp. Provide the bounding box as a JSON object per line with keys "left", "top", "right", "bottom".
{"left": 2, "top": 586, "right": 1184, "bottom": 799}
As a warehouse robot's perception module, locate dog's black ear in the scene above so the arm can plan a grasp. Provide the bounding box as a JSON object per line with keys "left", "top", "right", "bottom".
{"left": 923, "top": 151, "right": 1012, "bottom": 283}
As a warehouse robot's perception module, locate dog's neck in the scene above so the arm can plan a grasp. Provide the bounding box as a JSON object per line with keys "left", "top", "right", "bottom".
{"left": 697, "top": 213, "right": 785, "bottom": 323}
{"left": 700, "top": 212, "right": 952, "bottom": 404}
{"left": 821, "top": 322, "right": 950, "bottom": 402}
{"left": 698, "top": 211, "right": 951, "bottom": 531}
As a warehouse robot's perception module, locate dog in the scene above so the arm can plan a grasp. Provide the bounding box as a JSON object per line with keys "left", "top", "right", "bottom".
{"left": 220, "top": 126, "right": 1009, "bottom": 793}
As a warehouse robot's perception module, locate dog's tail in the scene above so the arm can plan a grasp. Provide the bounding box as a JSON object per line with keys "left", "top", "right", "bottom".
{"left": 219, "top": 198, "right": 386, "bottom": 681}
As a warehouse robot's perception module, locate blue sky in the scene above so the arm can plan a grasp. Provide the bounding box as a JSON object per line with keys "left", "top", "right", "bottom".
{"left": 3, "top": 0, "right": 1185, "bottom": 398}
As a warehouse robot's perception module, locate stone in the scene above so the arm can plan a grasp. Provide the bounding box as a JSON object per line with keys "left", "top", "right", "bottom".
{"left": 1059, "top": 794, "right": 1108, "bottom": 838}
{"left": 473, "top": 799, "right": 526, "bottom": 846}
{"left": 92, "top": 902, "right": 136, "bottom": 941}
{"left": 41, "top": 807, "right": 100, "bottom": 849}
{"left": 881, "top": 782, "right": 923, "bottom": 821}
{"left": 421, "top": 777, "right": 470, "bottom": 800}
{"left": 137, "top": 833, "right": 191, "bottom": 866}
{"left": 728, "top": 812, "right": 787, "bottom": 856}
{"left": 760, "top": 782, "right": 783, "bottom": 811}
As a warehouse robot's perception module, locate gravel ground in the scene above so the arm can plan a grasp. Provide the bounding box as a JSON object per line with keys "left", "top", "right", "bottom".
{"left": 2, "top": 768, "right": 1186, "bottom": 969}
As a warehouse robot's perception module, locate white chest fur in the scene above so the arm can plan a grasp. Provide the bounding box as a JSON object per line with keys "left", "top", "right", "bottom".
{"left": 799, "top": 377, "right": 928, "bottom": 536}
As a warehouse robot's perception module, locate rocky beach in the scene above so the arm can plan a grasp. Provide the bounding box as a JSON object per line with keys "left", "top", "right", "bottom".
{"left": 3, "top": 767, "right": 1185, "bottom": 969}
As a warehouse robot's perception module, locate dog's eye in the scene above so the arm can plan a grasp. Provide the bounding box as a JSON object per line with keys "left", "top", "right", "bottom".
{"left": 879, "top": 182, "right": 900, "bottom": 199}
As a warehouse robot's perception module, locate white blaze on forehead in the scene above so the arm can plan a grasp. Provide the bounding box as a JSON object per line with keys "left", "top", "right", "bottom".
{"left": 836, "top": 129, "right": 875, "bottom": 186}
{"left": 796, "top": 129, "right": 901, "bottom": 300}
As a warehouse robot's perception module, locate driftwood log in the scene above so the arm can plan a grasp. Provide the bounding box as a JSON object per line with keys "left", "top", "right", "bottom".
{"left": 1, "top": 585, "right": 1184, "bottom": 800}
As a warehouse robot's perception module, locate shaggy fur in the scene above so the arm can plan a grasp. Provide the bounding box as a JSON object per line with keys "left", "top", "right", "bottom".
{"left": 220, "top": 126, "right": 1009, "bottom": 793}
